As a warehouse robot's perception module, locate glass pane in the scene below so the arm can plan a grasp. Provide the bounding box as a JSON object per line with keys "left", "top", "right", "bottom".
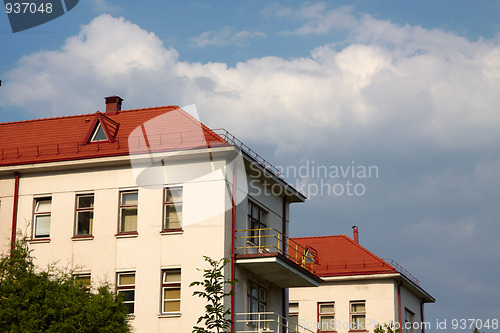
{"left": 35, "top": 199, "right": 51, "bottom": 212}
{"left": 251, "top": 283, "right": 258, "bottom": 298}
{"left": 165, "top": 204, "right": 182, "bottom": 229}
{"left": 119, "top": 290, "right": 135, "bottom": 302}
{"left": 250, "top": 299, "right": 257, "bottom": 313}
{"left": 92, "top": 123, "right": 108, "bottom": 141}
{"left": 320, "top": 303, "right": 335, "bottom": 314}
{"left": 75, "top": 275, "right": 91, "bottom": 288}
{"left": 289, "top": 302, "right": 299, "bottom": 312}
{"left": 34, "top": 215, "right": 50, "bottom": 237}
{"left": 164, "top": 288, "right": 181, "bottom": 299}
{"left": 165, "top": 188, "right": 182, "bottom": 202}
{"left": 259, "top": 288, "right": 266, "bottom": 302}
{"left": 78, "top": 195, "right": 94, "bottom": 209}
{"left": 119, "top": 273, "right": 135, "bottom": 286}
{"left": 351, "top": 303, "right": 365, "bottom": 313}
{"left": 124, "top": 302, "right": 134, "bottom": 314}
{"left": 320, "top": 315, "right": 335, "bottom": 330}
{"left": 252, "top": 205, "right": 259, "bottom": 219}
{"left": 164, "top": 270, "right": 181, "bottom": 283}
{"left": 77, "top": 211, "right": 93, "bottom": 235}
{"left": 352, "top": 315, "right": 365, "bottom": 329}
{"left": 260, "top": 210, "right": 266, "bottom": 223}
{"left": 121, "top": 208, "right": 137, "bottom": 232}
{"left": 164, "top": 300, "right": 180, "bottom": 312}
{"left": 289, "top": 315, "right": 299, "bottom": 333}
{"left": 121, "top": 192, "right": 138, "bottom": 206}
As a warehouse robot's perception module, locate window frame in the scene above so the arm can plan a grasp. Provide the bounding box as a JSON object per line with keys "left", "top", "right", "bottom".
{"left": 247, "top": 281, "right": 267, "bottom": 327}
{"left": 289, "top": 302, "right": 299, "bottom": 333}
{"left": 74, "top": 194, "right": 95, "bottom": 237}
{"left": 247, "top": 201, "right": 268, "bottom": 244}
{"left": 90, "top": 122, "right": 108, "bottom": 142}
{"left": 404, "top": 308, "right": 415, "bottom": 333}
{"left": 318, "top": 302, "right": 336, "bottom": 332}
{"left": 117, "top": 272, "right": 136, "bottom": 315}
{"left": 118, "top": 190, "right": 139, "bottom": 234}
{"left": 161, "top": 268, "right": 181, "bottom": 314}
{"left": 33, "top": 197, "right": 52, "bottom": 239}
{"left": 163, "top": 186, "right": 183, "bottom": 232}
{"left": 73, "top": 273, "right": 91, "bottom": 292}
{"left": 349, "top": 300, "right": 366, "bottom": 332}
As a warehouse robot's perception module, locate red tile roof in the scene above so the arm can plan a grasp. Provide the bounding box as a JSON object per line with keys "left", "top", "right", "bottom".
{"left": 0, "top": 106, "right": 227, "bottom": 167}
{"left": 292, "top": 235, "right": 396, "bottom": 277}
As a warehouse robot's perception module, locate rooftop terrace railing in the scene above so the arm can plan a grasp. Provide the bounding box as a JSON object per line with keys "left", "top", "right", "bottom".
{"left": 383, "top": 258, "right": 420, "bottom": 285}
{"left": 213, "top": 128, "right": 284, "bottom": 180}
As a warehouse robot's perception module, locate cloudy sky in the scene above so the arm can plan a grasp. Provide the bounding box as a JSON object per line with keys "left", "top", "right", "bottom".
{"left": 1, "top": 0, "right": 500, "bottom": 330}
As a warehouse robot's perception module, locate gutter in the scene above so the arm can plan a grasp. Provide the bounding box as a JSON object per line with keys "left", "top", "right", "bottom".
{"left": 10, "top": 172, "right": 20, "bottom": 255}
{"left": 420, "top": 299, "right": 425, "bottom": 333}
{"left": 397, "top": 281, "right": 402, "bottom": 329}
{"left": 282, "top": 196, "right": 287, "bottom": 324}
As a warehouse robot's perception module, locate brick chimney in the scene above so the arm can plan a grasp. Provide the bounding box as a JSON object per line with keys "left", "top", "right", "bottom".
{"left": 352, "top": 226, "right": 359, "bottom": 244}
{"left": 105, "top": 96, "right": 123, "bottom": 115}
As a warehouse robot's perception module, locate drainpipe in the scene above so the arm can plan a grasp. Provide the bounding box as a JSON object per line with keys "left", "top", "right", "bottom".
{"left": 397, "top": 281, "right": 403, "bottom": 330}
{"left": 231, "top": 165, "right": 237, "bottom": 333}
{"left": 420, "top": 299, "right": 425, "bottom": 333}
{"left": 282, "top": 196, "right": 287, "bottom": 329}
{"left": 10, "top": 172, "right": 20, "bottom": 255}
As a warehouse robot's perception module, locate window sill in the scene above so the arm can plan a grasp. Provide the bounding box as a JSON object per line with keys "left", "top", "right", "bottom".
{"left": 126, "top": 314, "right": 135, "bottom": 320}
{"left": 158, "top": 312, "right": 181, "bottom": 318}
{"left": 30, "top": 238, "right": 51, "bottom": 244}
{"left": 160, "top": 229, "right": 183, "bottom": 235}
{"left": 116, "top": 232, "right": 138, "bottom": 238}
{"left": 72, "top": 235, "right": 94, "bottom": 241}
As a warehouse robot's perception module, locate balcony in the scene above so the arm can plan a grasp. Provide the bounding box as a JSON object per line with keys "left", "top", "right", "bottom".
{"left": 235, "top": 312, "right": 314, "bottom": 333}
{"left": 235, "top": 228, "right": 320, "bottom": 288}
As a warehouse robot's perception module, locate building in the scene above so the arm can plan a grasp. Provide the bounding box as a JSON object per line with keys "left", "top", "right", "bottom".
{"left": 0, "top": 96, "right": 320, "bottom": 332}
{"left": 289, "top": 227, "right": 435, "bottom": 333}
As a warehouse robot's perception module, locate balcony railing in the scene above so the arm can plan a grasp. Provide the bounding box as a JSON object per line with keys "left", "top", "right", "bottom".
{"left": 235, "top": 312, "right": 314, "bottom": 333}
{"left": 235, "top": 228, "right": 317, "bottom": 274}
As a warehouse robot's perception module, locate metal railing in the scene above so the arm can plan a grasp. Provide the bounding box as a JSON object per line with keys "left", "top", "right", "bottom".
{"left": 213, "top": 128, "right": 284, "bottom": 180}
{"left": 235, "top": 228, "right": 316, "bottom": 274}
{"left": 383, "top": 258, "right": 420, "bottom": 285}
{"left": 235, "top": 312, "right": 314, "bottom": 333}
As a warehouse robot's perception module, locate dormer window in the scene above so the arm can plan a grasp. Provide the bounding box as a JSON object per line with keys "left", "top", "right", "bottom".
{"left": 90, "top": 122, "right": 108, "bottom": 142}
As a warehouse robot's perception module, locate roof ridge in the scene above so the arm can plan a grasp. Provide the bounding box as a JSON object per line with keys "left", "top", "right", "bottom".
{"left": 0, "top": 105, "right": 180, "bottom": 126}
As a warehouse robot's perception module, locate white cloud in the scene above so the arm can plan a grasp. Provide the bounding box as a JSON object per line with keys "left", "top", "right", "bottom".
{"left": 189, "top": 28, "right": 266, "bottom": 48}
{"left": 1, "top": 12, "right": 500, "bottom": 155}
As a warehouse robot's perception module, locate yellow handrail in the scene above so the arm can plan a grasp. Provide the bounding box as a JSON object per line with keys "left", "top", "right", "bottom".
{"left": 235, "top": 228, "right": 316, "bottom": 273}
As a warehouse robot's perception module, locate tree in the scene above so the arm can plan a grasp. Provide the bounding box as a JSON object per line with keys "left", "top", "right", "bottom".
{"left": 0, "top": 237, "right": 131, "bottom": 332}
{"left": 190, "top": 256, "right": 237, "bottom": 333}
{"left": 374, "top": 322, "right": 400, "bottom": 333}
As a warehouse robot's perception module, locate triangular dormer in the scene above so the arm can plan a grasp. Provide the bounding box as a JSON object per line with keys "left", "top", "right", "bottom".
{"left": 83, "top": 112, "right": 119, "bottom": 144}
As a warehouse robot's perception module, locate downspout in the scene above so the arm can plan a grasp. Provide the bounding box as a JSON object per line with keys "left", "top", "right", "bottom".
{"left": 420, "top": 300, "right": 425, "bottom": 333}
{"left": 397, "top": 281, "right": 403, "bottom": 330}
{"left": 281, "top": 196, "right": 287, "bottom": 329}
{"left": 10, "top": 172, "right": 20, "bottom": 255}
{"left": 230, "top": 165, "right": 237, "bottom": 333}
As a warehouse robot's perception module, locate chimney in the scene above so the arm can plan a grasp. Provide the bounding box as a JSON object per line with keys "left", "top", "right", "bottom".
{"left": 105, "top": 96, "right": 123, "bottom": 115}
{"left": 352, "top": 226, "right": 359, "bottom": 244}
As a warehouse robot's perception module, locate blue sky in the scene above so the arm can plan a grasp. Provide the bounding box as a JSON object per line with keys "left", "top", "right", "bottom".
{"left": 2, "top": 0, "right": 500, "bottom": 331}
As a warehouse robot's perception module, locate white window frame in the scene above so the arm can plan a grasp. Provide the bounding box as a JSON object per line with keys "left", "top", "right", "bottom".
{"left": 33, "top": 197, "right": 51, "bottom": 238}
{"left": 163, "top": 187, "right": 183, "bottom": 231}
{"left": 350, "top": 300, "right": 366, "bottom": 331}
{"left": 318, "top": 302, "right": 335, "bottom": 332}
{"left": 161, "top": 268, "right": 181, "bottom": 314}
{"left": 118, "top": 190, "right": 138, "bottom": 233}
{"left": 75, "top": 194, "right": 94, "bottom": 236}
{"left": 117, "top": 272, "right": 135, "bottom": 315}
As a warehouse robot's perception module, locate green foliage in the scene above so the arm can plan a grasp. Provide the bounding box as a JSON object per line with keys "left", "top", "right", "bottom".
{"left": 374, "top": 322, "right": 400, "bottom": 333}
{"left": 0, "top": 237, "right": 131, "bottom": 332}
{"left": 190, "top": 256, "right": 237, "bottom": 333}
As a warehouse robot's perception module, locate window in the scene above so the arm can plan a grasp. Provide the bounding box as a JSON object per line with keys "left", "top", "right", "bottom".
{"left": 247, "top": 282, "right": 267, "bottom": 326}
{"left": 162, "top": 269, "right": 181, "bottom": 313}
{"left": 33, "top": 197, "right": 51, "bottom": 238}
{"left": 289, "top": 302, "right": 299, "bottom": 333}
{"left": 318, "top": 302, "right": 336, "bottom": 332}
{"left": 350, "top": 301, "right": 366, "bottom": 331}
{"left": 74, "top": 273, "right": 91, "bottom": 291}
{"left": 247, "top": 201, "right": 267, "bottom": 243}
{"left": 119, "top": 190, "right": 138, "bottom": 233}
{"left": 75, "top": 194, "right": 94, "bottom": 236}
{"left": 163, "top": 187, "right": 182, "bottom": 230}
{"left": 117, "top": 272, "right": 135, "bottom": 314}
{"left": 405, "top": 308, "right": 415, "bottom": 333}
{"left": 91, "top": 122, "right": 108, "bottom": 142}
